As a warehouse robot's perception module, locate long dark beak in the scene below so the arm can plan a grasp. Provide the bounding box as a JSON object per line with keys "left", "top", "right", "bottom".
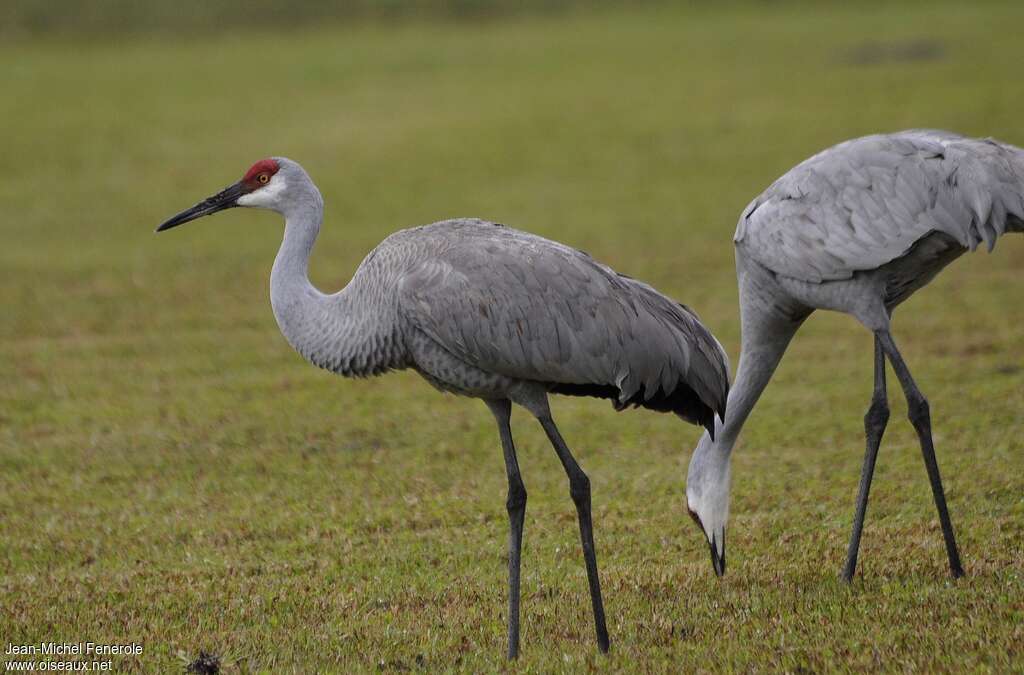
{"left": 709, "top": 530, "right": 726, "bottom": 577}
{"left": 156, "top": 181, "right": 247, "bottom": 232}
{"left": 689, "top": 508, "right": 726, "bottom": 577}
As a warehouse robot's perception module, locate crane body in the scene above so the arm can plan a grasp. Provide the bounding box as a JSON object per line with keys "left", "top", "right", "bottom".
{"left": 158, "top": 157, "right": 730, "bottom": 658}
{"left": 686, "top": 130, "right": 1024, "bottom": 580}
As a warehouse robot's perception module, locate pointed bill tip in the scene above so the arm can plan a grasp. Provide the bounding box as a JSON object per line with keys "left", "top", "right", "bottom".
{"left": 710, "top": 531, "right": 726, "bottom": 577}
{"left": 155, "top": 203, "right": 213, "bottom": 233}
{"left": 712, "top": 551, "right": 726, "bottom": 577}
{"left": 157, "top": 180, "right": 247, "bottom": 234}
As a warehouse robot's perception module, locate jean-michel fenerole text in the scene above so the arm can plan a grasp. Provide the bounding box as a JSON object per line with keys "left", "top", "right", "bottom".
{"left": 5, "top": 643, "right": 143, "bottom": 657}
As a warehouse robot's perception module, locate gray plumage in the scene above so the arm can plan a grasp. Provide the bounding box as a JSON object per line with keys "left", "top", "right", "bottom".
{"left": 736, "top": 130, "right": 1024, "bottom": 285}
{"left": 273, "top": 213, "right": 729, "bottom": 431}
{"left": 687, "top": 129, "right": 1024, "bottom": 582}
{"left": 157, "top": 157, "right": 729, "bottom": 658}
{"left": 400, "top": 221, "right": 728, "bottom": 423}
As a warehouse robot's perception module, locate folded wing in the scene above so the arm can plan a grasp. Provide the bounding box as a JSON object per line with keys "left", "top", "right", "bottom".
{"left": 735, "top": 130, "right": 1024, "bottom": 283}
{"left": 398, "top": 222, "right": 729, "bottom": 431}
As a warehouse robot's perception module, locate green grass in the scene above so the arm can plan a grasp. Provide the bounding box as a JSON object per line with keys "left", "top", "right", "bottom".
{"left": 2, "top": 2, "right": 1023, "bottom": 672}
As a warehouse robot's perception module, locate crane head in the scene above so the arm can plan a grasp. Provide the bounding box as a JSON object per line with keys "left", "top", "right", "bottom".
{"left": 156, "top": 158, "right": 283, "bottom": 232}
{"left": 686, "top": 430, "right": 730, "bottom": 578}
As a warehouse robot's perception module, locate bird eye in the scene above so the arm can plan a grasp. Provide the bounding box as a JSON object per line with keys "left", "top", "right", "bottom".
{"left": 258, "top": 174, "right": 270, "bottom": 184}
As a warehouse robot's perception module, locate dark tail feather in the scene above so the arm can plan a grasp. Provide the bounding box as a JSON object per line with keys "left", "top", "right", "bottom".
{"left": 549, "top": 380, "right": 717, "bottom": 436}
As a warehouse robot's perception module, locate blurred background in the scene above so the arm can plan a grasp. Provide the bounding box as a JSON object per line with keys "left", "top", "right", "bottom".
{"left": 2, "top": 1, "right": 1022, "bottom": 671}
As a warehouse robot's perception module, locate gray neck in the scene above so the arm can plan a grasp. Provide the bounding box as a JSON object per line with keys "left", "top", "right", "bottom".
{"left": 270, "top": 188, "right": 323, "bottom": 338}
{"left": 712, "top": 335, "right": 790, "bottom": 452}
{"left": 269, "top": 189, "right": 402, "bottom": 377}
{"left": 690, "top": 307, "right": 803, "bottom": 475}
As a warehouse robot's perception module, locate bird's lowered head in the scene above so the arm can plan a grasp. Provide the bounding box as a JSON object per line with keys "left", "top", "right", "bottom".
{"left": 686, "top": 427, "right": 731, "bottom": 577}
{"left": 157, "top": 157, "right": 322, "bottom": 232}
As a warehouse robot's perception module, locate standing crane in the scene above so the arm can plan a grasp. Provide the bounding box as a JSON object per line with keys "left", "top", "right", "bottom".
{"left": 157, "top": 157, "right": 730, "bottom": 658}
{"left": 685, "top": 130, "right": 1024, "bottom": 581}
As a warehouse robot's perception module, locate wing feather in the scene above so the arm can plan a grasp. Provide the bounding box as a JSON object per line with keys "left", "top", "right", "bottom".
{"left": 397, "top": 222, "right": 729, "bottom": 420}
{"left": 735, "top": 130, "right": 1024, "bottom": 282}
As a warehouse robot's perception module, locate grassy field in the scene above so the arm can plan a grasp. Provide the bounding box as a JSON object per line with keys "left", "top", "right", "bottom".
{"left": 2, "top": 2, "right": 1023, "bottom": 672}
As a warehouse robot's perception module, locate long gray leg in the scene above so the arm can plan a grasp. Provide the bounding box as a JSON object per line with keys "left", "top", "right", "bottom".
{"left": 842, "top": 336, "right": 890, "bottom": 582}
{"left": 536, "top": 414, "right": 610, "bottom": 653}
{"left": 877, "top": 331, "right": 964, "bottom": 578}
{"left": 485, "top": 399, "right": 527, "bottom": 659}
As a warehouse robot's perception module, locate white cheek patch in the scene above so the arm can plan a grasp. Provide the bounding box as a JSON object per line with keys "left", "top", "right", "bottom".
{"left": 237, "top": 175, "right": 288, "bottom": 208}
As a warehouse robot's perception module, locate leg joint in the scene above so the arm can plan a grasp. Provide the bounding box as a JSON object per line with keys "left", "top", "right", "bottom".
{"left": 506, "top": 483, "right": 527, "bottom": 512}
{"left": 907, "top": 393, "right": 930, "bottom": 425}
{"left": 864, "top": 396, "right": 890, "bottom": 432}
{"left": 569, "top": 473, "right": 591, "bottom": 504}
